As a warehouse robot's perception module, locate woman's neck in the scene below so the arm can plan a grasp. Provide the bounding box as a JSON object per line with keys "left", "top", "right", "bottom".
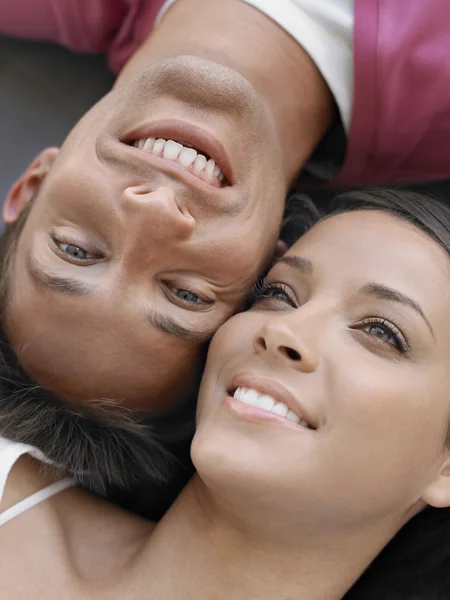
{"left": 134, "top": 477, "right": 401, "bottom": 600}
{"left": 116, "top": 0, "right": 333, "bottom": 186}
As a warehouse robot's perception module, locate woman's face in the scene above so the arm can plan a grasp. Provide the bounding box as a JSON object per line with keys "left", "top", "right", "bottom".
{"left": 193, "top": 210, "right": 450, "bottom": 531}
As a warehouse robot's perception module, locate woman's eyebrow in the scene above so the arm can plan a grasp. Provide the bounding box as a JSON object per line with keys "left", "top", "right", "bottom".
{"left": 273, "top": 255, "right": 434, "bottom": 337}
{"left": 275, "top": 255, "right": 313, "bottom": 273}
{"left": 360, "top": 282, "right": 434, "bottom": 338}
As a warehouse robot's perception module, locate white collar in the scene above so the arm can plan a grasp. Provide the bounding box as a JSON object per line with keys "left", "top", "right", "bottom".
{"left": 0, "top": 436, "right": 52, "bottom": 502}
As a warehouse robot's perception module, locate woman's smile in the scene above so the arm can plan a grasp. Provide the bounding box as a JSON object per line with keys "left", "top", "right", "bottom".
{"left": 193, "top": 202, "right": 450, "bottom": 540}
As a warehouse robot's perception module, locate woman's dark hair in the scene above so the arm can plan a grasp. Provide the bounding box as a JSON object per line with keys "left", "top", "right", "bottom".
{"left": 283, "top": 188, "right": 450, "bottom": 599}
{"left": 283, "top": 188, "right": 450, "bottom": 257}
{"left": 345, "top": 506, "right": 450, "bottom": 599}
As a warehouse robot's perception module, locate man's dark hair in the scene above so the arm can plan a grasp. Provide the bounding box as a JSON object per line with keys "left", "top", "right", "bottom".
{"left": 0, "top": 328, "right": 196, "bottom": 489}
{"left": 0, "top": 197, "right": 196, "bottom": 502}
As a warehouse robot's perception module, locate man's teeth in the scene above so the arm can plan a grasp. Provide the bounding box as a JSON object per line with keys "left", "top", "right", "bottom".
{"left": 134, "top": 137, "right": 225, "bottom": 183}
{"left": 193, "top": 154, "right": 207, "bottom": 174}
{"left": 233, "top": 387, "right": 311, "bottom": 428}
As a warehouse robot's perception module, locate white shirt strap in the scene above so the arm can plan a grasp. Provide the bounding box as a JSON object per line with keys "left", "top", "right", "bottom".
{"left": 0, "top": 478, "right": 74, "bottom": 527}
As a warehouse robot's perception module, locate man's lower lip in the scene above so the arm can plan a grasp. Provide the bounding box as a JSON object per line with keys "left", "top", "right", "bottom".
{"left": 222, "top": 396, "right": 309, "bottom": 431}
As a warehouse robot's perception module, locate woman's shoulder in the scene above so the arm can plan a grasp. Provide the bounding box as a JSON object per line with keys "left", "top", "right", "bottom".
{"left": 0, "top": 453, "right": 154, "bottom": 593}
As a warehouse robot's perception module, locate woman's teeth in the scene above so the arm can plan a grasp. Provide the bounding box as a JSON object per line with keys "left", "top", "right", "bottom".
{"left": 233, "top": 387, "right": 311, "bottom": 428}
{"left": 134, "top": 137, "right": 225, "bottom": 185}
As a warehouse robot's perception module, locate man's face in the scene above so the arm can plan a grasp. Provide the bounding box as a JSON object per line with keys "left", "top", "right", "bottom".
{"left": 4, "top": 56, "right": 286, "bottom": 412}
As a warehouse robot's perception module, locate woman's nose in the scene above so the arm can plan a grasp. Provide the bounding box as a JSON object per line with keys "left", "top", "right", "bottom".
{"left": 252, "top": 316, "right": 318, "bottom": 373}
{"left": 122, "top": 185, "right": 195, "bottom": 241}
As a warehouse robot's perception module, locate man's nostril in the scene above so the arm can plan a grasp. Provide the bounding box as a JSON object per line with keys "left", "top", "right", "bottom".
{"left": 177, "top": 203, "right": 195, "bottom": 221}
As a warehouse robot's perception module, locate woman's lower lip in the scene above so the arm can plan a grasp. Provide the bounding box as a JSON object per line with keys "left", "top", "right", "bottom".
{"left": 222, "top": 396, "right": 308, "bottom": 431}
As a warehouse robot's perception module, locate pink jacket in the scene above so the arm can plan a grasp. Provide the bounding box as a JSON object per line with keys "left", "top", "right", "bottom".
{"left": 0, "top": 0, "right": 165, "bottom": 73}
{"left": 334, "top": 0, "right": 450, "bottom": 187}
{"left": 1, "top": 0, "right": 449, "bottom": 186}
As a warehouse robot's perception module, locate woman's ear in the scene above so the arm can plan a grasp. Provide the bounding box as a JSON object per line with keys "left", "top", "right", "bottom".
{"left": 421, "top": 455, "right": 450, "bottom": 508}
{"left": 3, "top": 147, "right": 59, "bottom": 224}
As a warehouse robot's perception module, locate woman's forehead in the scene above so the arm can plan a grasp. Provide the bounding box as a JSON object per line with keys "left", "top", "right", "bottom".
{"left": 282, "top": 210, "right": 450, "bottom": 317}
{"left": 290, "top": 210, "right": 448, "bottom": 272}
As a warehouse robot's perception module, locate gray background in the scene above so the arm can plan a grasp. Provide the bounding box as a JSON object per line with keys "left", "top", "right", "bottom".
{"left": 0, "top": 36, "right": 113, "bottom": 230}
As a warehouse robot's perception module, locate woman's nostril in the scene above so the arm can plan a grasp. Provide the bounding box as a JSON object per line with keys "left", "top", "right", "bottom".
{"left": 283, "top": 347, "right": 301, "bottom": 361}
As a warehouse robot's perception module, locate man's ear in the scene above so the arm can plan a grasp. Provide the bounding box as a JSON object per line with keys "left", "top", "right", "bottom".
{"left": 3, "top": 147, "right": 59, "bottom": 224}
{"left": 421, "top": 455, "right": 450, "bottom": 508}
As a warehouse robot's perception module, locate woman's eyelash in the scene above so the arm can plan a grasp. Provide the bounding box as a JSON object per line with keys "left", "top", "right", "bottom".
{"left": 251, "top": 278, "right": 268, "bottom": 300}
{"left": 251, "top": 278, "right": 294, "bottom": 305}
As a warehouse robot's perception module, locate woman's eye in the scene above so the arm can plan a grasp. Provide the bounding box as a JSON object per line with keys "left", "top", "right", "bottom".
{"left": 364, "top": 324, "right": 396, "bottom": 345}
{"left": 252, "top": 279, "right": 296, "bottom": 308}
{"left": 357, "top": 318, "right": 408, "bottom": 353}
{"left": 262, "top": 288, "right": 291, "bottom": 302}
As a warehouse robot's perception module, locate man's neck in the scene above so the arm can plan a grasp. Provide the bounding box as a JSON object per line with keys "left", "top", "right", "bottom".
{"left": 116, "top": 0, "right": 333, "bottom": 186}
{"left": 132, "top": 477, "right": 397, "bottom": 600}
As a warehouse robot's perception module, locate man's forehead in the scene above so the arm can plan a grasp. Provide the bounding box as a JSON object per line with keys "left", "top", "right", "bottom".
{"left": 6, "top": 281, "right": 202, "bottom": 411}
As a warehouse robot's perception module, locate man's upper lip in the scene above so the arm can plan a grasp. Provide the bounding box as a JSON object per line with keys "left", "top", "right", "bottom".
{"left": 121, "top": 119, "right": 234, "bottom": 185}
{"left": 230, "top": 373, "right": 317, "bottom": 429}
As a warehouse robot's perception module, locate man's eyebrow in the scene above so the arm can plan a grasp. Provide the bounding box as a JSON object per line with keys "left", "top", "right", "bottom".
{"left": 360, "top": 282, "right": 434, "bottom": 337}
{"left": 27, "top": 254, "right": 219, "bottom": 342}
{"left": 145, "top": 309, "right": 217, "bottom": 344}
{"left": 26, "top": 254, "right": 98, "bottom": 296}
{"left": 275, "top": 255, "right": 313, "bottom": 273}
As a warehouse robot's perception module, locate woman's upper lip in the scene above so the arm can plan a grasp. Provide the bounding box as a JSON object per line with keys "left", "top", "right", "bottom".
{"left": 230, "top": 372, "right": 317, "bottom": 429}
{"left": 121, "top": 119, "right": 234, "bottom": 185}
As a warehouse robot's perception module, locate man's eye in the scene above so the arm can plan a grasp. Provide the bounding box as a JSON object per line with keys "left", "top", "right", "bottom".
{"left": 58, "top": 243, "right": 95, "bottom": 260}
{"left": 172, "top": 288, "right": 210, "bottom": 305}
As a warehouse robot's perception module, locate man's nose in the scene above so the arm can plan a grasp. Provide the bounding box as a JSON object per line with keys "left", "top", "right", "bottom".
{"left": 122, "top": 185, "right": 195, "bottom": 242}
{"left": 252, "top": 314, "right": 319, "bottom": 373}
